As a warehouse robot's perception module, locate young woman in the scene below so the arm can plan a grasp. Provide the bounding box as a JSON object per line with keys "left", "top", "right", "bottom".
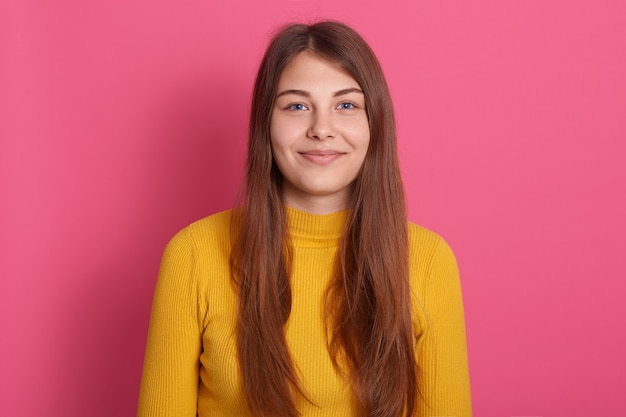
{"left": 137, "top": 21, "right": 471, "bottom": 417}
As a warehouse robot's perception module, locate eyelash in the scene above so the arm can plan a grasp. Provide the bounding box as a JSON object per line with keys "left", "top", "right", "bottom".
{"left": 287, "top": 103, "right": 309, "bottom": 111}
{"left": 286, "top": 102, "right": 357, "bottom": 111}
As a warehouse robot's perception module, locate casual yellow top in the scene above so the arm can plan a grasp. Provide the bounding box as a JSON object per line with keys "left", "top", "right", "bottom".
{"left": 137, "top": 207, "right": 472, "bottom": 417}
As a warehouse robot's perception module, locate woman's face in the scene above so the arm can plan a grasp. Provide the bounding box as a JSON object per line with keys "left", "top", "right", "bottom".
{"left": 270, "top": 52, "right": 370, "bottom": 214}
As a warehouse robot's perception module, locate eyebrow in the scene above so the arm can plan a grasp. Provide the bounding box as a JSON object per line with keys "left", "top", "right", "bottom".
{"left": 275, "top": 87, "right": 364, "bottom": 98}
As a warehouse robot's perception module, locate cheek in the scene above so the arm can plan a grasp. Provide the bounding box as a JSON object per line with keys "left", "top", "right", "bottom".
{"left": 355, "top": 124, "right": 371, "bottom": 154}
{"left": 269, "top": 115, "right": 279, "bottom": 147}
{"left": 347, "top": 116, "right": 370, "bottom": 143}
{"left": 269, "top": 132, "right": 287, "bottom": 159}
{"left": 269, "top": 131, "right": 292, "bottom": 176}
{"left": 270, "top": 116, "right": 298, "bottom": 151}
{"left": 269, "top": 117, "right": 286, "bottom": 155}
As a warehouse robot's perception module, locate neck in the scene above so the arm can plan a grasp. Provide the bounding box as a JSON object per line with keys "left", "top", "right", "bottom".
{"left": 281, "top": 187, "right": 350, "bottom": 215}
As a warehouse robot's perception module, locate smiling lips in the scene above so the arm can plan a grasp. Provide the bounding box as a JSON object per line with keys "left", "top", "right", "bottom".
{"left": 298, "top": 150, "right": 345, "bottom": 165}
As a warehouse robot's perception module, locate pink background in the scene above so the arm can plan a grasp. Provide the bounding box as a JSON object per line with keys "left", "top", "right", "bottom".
{"left": 1, "top": 0, "right": 625, "bottom": 416}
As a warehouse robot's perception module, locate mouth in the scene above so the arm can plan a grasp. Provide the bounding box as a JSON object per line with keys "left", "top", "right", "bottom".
{"left": 298, "top": 149, "right": 345, "bottom": 165}
{"left": 298, "top": 150, "right": 345, "bottom": 166}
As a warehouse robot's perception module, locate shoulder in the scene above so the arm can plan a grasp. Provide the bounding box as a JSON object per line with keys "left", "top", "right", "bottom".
{"left": 407, "top": 221, "right": 457, "bottom": 265}
{"left": 407, "top": 221, "right": 460, "bottom": 295}
{"left": 161, "top": 209, "right": 235, "bottom": 267}
{"left": 168, "top": 208, "right": 234, "bottom": 246}
{"left": 158, "top": 209, "right": 235, "bottom": 313}
{"left": 184, "top": 208, "right": 234, "bottom": 237}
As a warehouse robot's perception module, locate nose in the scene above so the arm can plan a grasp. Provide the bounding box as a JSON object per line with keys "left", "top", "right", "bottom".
{"left": 307, "top": 110, "right": 335, "bottom": 140}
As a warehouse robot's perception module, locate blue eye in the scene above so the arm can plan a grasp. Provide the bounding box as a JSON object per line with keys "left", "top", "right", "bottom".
{"left": 288, "top": 103, "right": 308, "bottom": 111}
{"left": 337, "top": 102, "right": 356, "bottom": 110}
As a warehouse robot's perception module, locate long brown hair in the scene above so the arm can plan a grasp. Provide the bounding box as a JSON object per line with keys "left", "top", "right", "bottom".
{"left": 230, "top": 21, "right": 417, "bottom": 417}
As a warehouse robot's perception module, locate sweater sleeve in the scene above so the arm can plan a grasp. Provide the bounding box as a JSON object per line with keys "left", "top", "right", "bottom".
{"left": 415, "top": 237, "right": 472, "bottom": 417}
{"left": 137, "top": 229, "right": 203, "bottom": 417}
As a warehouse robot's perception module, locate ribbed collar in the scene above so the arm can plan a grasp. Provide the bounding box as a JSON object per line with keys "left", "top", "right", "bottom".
{"left": 285, "top": 206, "right": 347, "bottom": 248}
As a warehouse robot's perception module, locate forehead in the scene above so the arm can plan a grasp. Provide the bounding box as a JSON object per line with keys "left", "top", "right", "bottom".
{"left": 277, "top": 52, "right": 360, "bottom": 91}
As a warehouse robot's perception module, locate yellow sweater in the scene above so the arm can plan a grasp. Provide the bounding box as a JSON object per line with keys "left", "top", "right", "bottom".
{"left": 137, "top": 207, "right": 472, "bottom": 417}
